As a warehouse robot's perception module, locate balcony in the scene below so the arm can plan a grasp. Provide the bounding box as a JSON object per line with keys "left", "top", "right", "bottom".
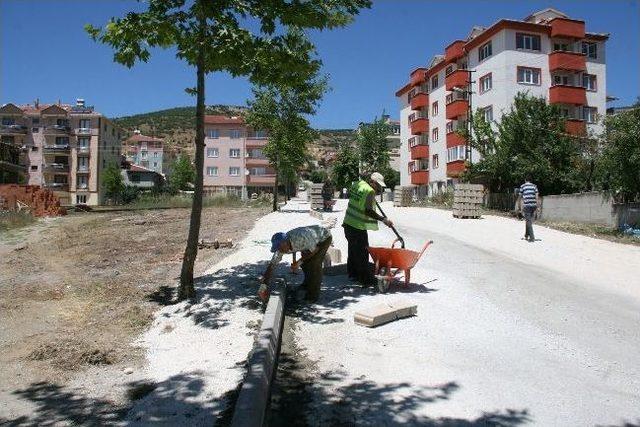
{"left": 43, "top": 163, "right": 69, "bottom": 173}
{"left": 549, "top": 85, "right": 587, "bottom": 105}
{"left": 43, "top": 125, "right": 71, "bottom": 135}
{"left": 549, "top": 18, "right": 585, "bottom": 39}
{"left": 0, "top": 124, "right": 28, "bottom": 135}
{"left": 77, "top": 146, "right": 91, "bottom": 154}
{"left": 410, "top": 92, "right": 429, "bottom": 110}
{"left": 446, "top": 98, "right": 468, "bottom": 120}
{"left": 247, "top": 174, "right": 276, "bottom": 185}
{"left": 75, "top": 127, "right": 92, "bottom": 135}
{"left": 446, "top": 131, "right": 467, "bottom": 148}
{"left": 445, "top": 69, "right": 468, "bottom": 91}
{"left": 410, "top": 68, "right": 427, "bottom": 87}
{"left": 549, "top": 51, "right": 586, "bottom": 72}
{"left": 410, "top": 144, "right": 429, "bottom": 160}
{"left": 445, "top": 40, "right": 465, "bottom": 63}
{"left": 245, "top": 157, "right": 270, "bottom": 167}
{"left": 43, "top": 182, "right": 69, "bottom": 191}
{"left": 409, "top": 116, "right": 428, "bottom": 135}
{"left": 410, "top": 170, "right": 429, "bottom": 185}
{"left": 408, "top": 135, "right": 428, "bottom": 147}
{"left": 446, "top": 161, "right": 466, "bottom": 178}
{"left": 43, "top": 144, "right": 71, "bottom": 153}
{"left": 246, "top": 138, "right": 268, "bottom": 148}
{"left": 565, "top": 118, "right": 587, "bottom": 136}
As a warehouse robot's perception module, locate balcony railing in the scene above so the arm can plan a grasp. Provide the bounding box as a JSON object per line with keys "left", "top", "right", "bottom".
{"left": 43, "top": 182, "right": 69, "bottom": 190}
{"left": 247, "top": 174, "right": 276, "bottom": 185}
{"left": 43, "top": 163, "right": 70, "bottom": 173}
{"left": 409, "top": 135, "right": 428, "bottom": 147}
{"left": 410, "top": 170, "right": 429, "bottom": 185}
{"left": 445, "top": 69, "right": 468, "bottom": 91}
{"left": 410, "top": 144, "right": 429, "bottom": 160}
{"left": 75, "top": 128, "right": 92, "bottom": 135}
{"left": 549, "top": 84, "right": 587, "bottom": 105}
{"left": 43, "top": 125, "right": 71, "bottom": 135}
{"left": 0, "top": 124, "right": 28, "bottom": 134}
{"left": 77, "top": 166, "right": 90, "bottom": 173}
{"left": 77, "top": 146, "right": 90, "bottom": 154}
{"left": 564, "top": 118, "right": 587, "bottom": 135}
{"left": 43, "top": 144, "right": 71, "bottom": 152}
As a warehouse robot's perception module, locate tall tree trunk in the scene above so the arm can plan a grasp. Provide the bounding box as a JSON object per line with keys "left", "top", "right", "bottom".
{"left": 179, "top": 27, "right": 206, "bottom": 301}
{"left": 272, "top": 162, "right": 279, "bottom": 212}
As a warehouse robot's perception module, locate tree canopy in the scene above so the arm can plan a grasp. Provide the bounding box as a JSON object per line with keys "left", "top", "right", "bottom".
{"left": 332, "top": 140, "right": 360, "bottom": 190}
{"left": 357, "top": 116, "right": 391, "bottom": 175}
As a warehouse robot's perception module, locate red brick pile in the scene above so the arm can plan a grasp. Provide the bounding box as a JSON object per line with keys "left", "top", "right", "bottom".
{"left": 0, "top": 184, "right": 67, "bottom": 217}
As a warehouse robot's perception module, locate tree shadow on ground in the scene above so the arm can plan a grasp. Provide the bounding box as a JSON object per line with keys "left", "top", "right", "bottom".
{"left": 2, "top": 373, "right": 233, "bottom": 426}
{"left": 287, "top": 273, "right": 438, "bottom": 325}
{"left": 270, "top": 346, "right": 531, "bottom": 427}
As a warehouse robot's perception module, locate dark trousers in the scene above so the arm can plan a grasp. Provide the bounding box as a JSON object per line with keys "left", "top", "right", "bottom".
{"left": 523, "top": 205, "right": 536, "bottom": 241}
{"left": 301, "top": 236, "right": 332, "bottom": 301}
{"left": 343, "top": 224, "right": 374, "bottom": 285}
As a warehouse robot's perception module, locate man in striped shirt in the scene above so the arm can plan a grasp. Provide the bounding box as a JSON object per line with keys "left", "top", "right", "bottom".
{"left": 518, "top": 175, "right": 539, "bottom": 242}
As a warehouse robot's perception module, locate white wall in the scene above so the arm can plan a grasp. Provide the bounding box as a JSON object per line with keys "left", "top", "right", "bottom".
{"left": 398, "top": 97, "right": 411, "bottom": 187}
{"left": 429, "top": 68, "right": 447, "bottom": 187}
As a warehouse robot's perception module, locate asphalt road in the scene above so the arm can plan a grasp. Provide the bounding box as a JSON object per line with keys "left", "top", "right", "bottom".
{"left": 289, "top": 201, "right": 640, "bottom": 426}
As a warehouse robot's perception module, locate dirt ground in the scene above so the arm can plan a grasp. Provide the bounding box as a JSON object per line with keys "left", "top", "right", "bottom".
{"left": 0, "top": 205, "right": 267, "bottom": 422}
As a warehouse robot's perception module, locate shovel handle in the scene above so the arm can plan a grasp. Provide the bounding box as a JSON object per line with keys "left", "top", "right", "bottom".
{"left": 376, "top": 201, "right": 405, "bottom": 249}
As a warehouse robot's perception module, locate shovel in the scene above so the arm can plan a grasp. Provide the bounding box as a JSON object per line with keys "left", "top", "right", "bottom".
{"left": 375, "top": 201, "right": 405, "bottom": 249}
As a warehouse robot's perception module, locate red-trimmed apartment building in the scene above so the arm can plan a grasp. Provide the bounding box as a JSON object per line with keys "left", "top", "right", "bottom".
{"left": 396, "top": 8, "right": 608, "bottom": 197}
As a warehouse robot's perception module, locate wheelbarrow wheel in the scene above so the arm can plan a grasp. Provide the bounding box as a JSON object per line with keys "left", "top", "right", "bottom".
{"left": 376, "top": 267, "right": 391, "bottom": 293}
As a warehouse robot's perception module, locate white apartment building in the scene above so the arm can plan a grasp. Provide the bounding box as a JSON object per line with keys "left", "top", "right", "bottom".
{"left": 396, "top": 8, "right": 608, "bottom": 197}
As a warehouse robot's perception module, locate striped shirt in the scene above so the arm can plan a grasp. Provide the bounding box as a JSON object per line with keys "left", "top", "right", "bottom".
{"left": 519, "top": 181, "right": 538, "bottom": 207}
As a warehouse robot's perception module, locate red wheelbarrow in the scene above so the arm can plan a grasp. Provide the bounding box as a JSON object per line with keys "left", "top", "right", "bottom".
{"left": 368, "top": 201, "right": 433, "bottom": 292}
{"left": 368, "top": 238, "right": 433, "bottom": 292}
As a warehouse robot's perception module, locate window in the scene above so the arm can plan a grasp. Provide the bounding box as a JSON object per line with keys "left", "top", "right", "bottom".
{"left": 250, "top": 167, "right": 267, "bottom": 175}
{"left": 446, "top": 121, "right": 454, "bottom": 134}
{"left": 582, "top": 74, "right": 597, "bottom": 91}
{"left": 516, "top": 33, "right": 541, "bottom": 51}
{"left": 76, "top": 195, "right": 87, "bottom": 204}
{"left": 206, "top": 147, "right": 219, "bottom": 158}
{"left": 479, "top": 73, "right": 492, "bottom": 93}
{"left": 431, "top": 101, "right": 439, "bottom": 117}
{"left": 229, "top": 148, "right": 241, "bottom": 158}
{"left": 141, "top": 151, "right": 147, "bottom": 159}
{"left": 31, "top": 146, "right": 38, "bottom": 152}
{"left": 207, "top": 129, "right": 219, "bottom": 138}
{"left": 582, "top": 42, "right": 597, "bottom": 59}
{"left": 153, "top": 162, "right": 158, "bottom": 168}
{"left": 431, "top": 75, "right": 438, "bottom": 91}
{"left": 77, "top": 175, "right": 88, "bottom": 189}
{"left": 517, "top": 67, "right": 540, "bottom": 85}
{"left": 479, "top": 41, "right": 492, "bottom": 61}
{"left": 445, "top": 65, "right": 454, "bottom": 76}
{"left": 207, "top": 166, "right": 218, "bottom": 176}
{"left": 254, "top": 130, "right": 267, "bottom": 138}
{"left": 55, "top": 137, "right": 69, "bottom": 146}
{"left": 56, "top": 118, "right": 69, "bottom": 126}
{"left": 32, "top": 118, "right": 40, "bottom": 125}
{"left": 31, "top": 165, "right": 38, "bottom": 171}
{"left": 1, "top": 117, "right": 15, "bottom": 125}
{"left": 230, "top": 129, "right": 241, "bottom": 139}
{"left": 79, "top": 119, "right": 90, "bottom": 129}
{"left": 78, "top": 157, "right": 88, "bottom": 170}
{"left": 78, "top": 137, "right": 89, "bottom": 149}
{"left": 432, "top": 154, "right": 439, "bottom": 169}
{"left": 583, "top": 107, "right": 598, "bottom": 123}
{"left": 153, "top": 151, "right": 158, "bottom": 158}
{"left": 483, "top": 106, "right": 493, "bottom": 122}
{"left": 229, "top": 167, "right": 240, "bottom": 176}
{"left": 432, "top": 127, "right": 439, "bottom": 142}
{"left": 32, "top": 127, "right": 38, "bottom": 133}
{"left": 554, "top": 75, "right": 570, "bottom": 86}
{"left": 447, "top": 146, "right": 466, "bottom": 162}
{"left": 554, "top": 42, "right": 570, "bottom": 52}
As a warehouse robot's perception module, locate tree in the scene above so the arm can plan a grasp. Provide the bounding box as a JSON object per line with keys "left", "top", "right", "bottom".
{"left": 245, "top": 68, "right": 326, "bottom": 211}
{"left": 464, "top": 92, "right": 585, "bottom": 195}
{"left": 332, "top": 140, "right": 359, "bottom": 190}
{"left": 87, "top": 0, "right": 370, "bottom": 300}
{"left": 597, "top": 103, "right": 640, "bottom": 202}
{"left": 168, "top": 154, "right": 195, "bottom": 192}
{"left": 357, "top": 115, "right": 391, "bottom": 174}
{"left": 103, "top": 162, "right": 124, "bottom": 202}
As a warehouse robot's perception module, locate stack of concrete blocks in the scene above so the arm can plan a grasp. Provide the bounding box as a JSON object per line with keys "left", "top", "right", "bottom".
{"left": 452, "top": 183, "right": 484, "bottom": 219}
{"left": 393, "top": 186, "right": 413, "bottom": 207}
{"left": 354, "top": 299, "right": 417, "bottom": 327}
{"left": 0, "top": 184, "right": 67, "bottom": 217}
{"left": 309, "top": 183, "right": 324, "bottom": 211}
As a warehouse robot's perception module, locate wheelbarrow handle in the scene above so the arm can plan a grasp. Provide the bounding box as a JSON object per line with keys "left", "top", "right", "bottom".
{"left": 376, "top": 201, "right": 405, "bottom": 249}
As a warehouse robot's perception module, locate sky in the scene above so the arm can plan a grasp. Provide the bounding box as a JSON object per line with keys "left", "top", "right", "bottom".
{"left": 1, "top": 0, "right": 638, "bottom": 129}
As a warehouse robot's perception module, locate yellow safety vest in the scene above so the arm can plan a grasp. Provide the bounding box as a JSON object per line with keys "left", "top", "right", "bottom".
{"left": 343, "top": 180, "right": 378, "bottom": 231}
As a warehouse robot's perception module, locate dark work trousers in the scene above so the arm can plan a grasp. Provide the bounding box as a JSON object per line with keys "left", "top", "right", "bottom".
{"left": 301, "top": 236, "right": 332, "bottom": 301}
{"left": 523, "top": 205, "right": 537, "bottom": 241}
{"left": 343, "top": 223, "right": 375, "bottom": 286}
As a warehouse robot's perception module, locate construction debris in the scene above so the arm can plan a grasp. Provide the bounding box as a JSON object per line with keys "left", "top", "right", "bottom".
{"left": 0, "top": 184, "right": 66, "bottom": 217}
{"left": 394, "top": 186, "right": 413, "bottom": 207}
{"left": 354, "top": 299, "right": 417, "bottom": 328}
{"left": 198, "top": 238, "right": 233, "bottom": 249}
{"left": 452, "top": 183, "right": 484, "bottom": 219}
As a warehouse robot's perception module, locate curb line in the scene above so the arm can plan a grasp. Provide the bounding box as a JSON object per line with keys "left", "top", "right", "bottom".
{"left": 231, "top": 283, "right": 286, "bottom": 427}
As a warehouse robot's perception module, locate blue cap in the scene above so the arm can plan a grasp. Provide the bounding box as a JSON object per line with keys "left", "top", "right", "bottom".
{"left": 270, "top": 232, "right": 287, "bottom": 253}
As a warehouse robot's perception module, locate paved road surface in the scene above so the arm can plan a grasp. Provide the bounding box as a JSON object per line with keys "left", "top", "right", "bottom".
{"left": 286, "top": 200, "right": 640, "bottom": 426}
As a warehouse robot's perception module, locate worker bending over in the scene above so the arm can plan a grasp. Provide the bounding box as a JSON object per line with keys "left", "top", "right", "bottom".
{"left": 342, "top": 172, "right": 393, "bottom": 287}
{"left": 260, "top": 225, "right": 332, "bottom": 302}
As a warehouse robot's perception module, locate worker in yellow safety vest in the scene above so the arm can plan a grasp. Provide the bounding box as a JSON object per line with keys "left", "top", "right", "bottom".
{"left": 342, "top": 172, "right": 394, "bottom": 287}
